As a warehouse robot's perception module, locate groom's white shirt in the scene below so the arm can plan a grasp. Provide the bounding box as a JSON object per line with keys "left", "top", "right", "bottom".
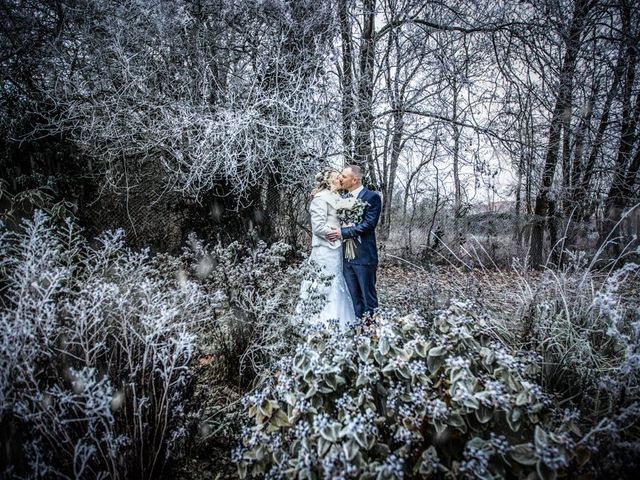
{"left": 350, "top": 185, "right": 364, "bottom": 198}
{"left": 350, "top": 184, "right": 384, "bottom": 207}
{"left": 310, "top": 190, "right": 342, "bottom": 249}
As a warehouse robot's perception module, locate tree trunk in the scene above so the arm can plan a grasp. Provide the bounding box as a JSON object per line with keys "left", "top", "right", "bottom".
{"left": 565, "top": 86, "right": 596, "bottom": 248}
{"left": 529, "top": 0, "right": 592, "bottom": 268}
{"left": 570, "top": 88, "right": 595, "bottom": 195}
{"left": 600, "top": 19, "right": 639, "bottom": 253}
{"left": 353, "top": 0, "right": 376, "bottom": 184}
{"left": 339, "top": 0, "right": 354, "bottom": 161}
{"left": 380, "top": 110, "right": 403, "bottom": 239}
{"left": 451, "top": 77, "right": 463, "bottom": 244}
{"left": 515, "top": 149, "right": 524, "bottom": 245}
{"left": 574, "top": 45, "right": 625, "bottom": 222}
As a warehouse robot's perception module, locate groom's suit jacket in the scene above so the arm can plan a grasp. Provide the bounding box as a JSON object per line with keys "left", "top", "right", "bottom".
{"left": 341, "top": 187, "right": 382, "bottom": 265}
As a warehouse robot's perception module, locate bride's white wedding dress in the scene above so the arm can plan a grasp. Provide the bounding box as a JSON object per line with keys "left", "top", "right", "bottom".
{"left": 296, "top": 190, "right": 356, "bottom": 331}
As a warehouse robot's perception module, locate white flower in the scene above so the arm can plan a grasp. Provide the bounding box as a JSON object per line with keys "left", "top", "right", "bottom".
{"left": 335, "top": 197, "right": 357, "bottom": 210}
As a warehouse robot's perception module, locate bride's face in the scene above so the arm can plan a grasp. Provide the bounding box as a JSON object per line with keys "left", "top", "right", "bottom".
{"left": 329, "top": 172, "right": 342, "bottom": 190}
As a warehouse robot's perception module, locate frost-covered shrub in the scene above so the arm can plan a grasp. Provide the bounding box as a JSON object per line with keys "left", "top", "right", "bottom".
{"left": 175, "top": 235, "right": 337, "bottom": 473}
{"left": 182, "top": 235, "right": 310, "bottom": 384}
{"left": 515, "top": 257, "right": 640, "bottom": 417}
{"left": 0, "top": 211, "right": 217, "bottom": 478}
{"left": 234, "top": 302, "right": 584, "bottom": 479}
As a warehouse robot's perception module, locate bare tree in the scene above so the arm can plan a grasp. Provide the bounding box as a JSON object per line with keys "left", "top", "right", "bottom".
{"left": 528, "top": 0, "right": 597, "bottom": 267}
{"left": 600, "top": 0, "right": 640, "bottom": 253}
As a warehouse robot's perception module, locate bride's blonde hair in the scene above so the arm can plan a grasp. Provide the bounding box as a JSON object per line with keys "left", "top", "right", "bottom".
{"left": 310, "top": 168, "right": 337, "bottom": 198}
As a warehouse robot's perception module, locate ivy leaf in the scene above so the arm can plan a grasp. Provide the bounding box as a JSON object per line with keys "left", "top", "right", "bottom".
{"left": 354, "top": 430, "right": 369, "bottom": 449}
{"left": 427, "top": 354, "right": 444, "bottom": 373}
{"left": 303, "top": 385, "right": 317, "bottom": 399}
{"left": 506, "top": 407, "right": 522, "bottom": 432}
{"left": 414, "top": 341, "right": 428, "bottom": 358}
{"left": 356, "top": 374, "right": 369, "bottom": 387}
{"left": 320, "top": 424, "right": 339, "bottom": 443}
{"left": 324, "top": 373, "right": 337, "bottom": 390}
{"left": 374, "top": 350, "right": 386, "bottom": 365}
{"left": 479, "top": 347, "right": 495, "bottom": 368}
{"left": 515, "top": 390, "right": 530, "bottom": 406}
{"left": 428, "top": 345, "right": 447, "bottom": 357}
{"left": 397, "top": 364, "right": 411, "bottom": 379}
{"left": 396, "top": 347, "right": 412, "bottom": 361}
{"left": 433, "top": 418, "right": 447, "bottom": 435}
{"left": 462, "top": 395, "right": 480, "bottom": 410}
{"left": 258, "top": 399, "right": 273, "bottom": 418}
{"left": 448, "top": 412, "right": 466, "bottom": 428}
{"left": 317, "top": 437, "right": 331, "bottom": 456}
{"left": 475, "top": 404, "right": 493, "bottom": 424}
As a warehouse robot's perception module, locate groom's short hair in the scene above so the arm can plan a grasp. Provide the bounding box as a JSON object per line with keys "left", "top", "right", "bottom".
{"left": 345, "top": 165, "right": 363, "bottom": 180}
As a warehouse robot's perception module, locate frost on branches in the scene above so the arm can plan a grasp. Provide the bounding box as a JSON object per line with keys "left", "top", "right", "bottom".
{"left": 0, "top": 212, "right": 218, "bottom": 478}
{"left": 181, "top": 233, "right": 336, "bottom": 382}
{"left": 37, "top": 0, "right": 338, "bottom": 203}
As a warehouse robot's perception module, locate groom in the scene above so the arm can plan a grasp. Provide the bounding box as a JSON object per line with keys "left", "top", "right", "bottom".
{"left": 326, "top": 165, "right": 382, "bottom": 319}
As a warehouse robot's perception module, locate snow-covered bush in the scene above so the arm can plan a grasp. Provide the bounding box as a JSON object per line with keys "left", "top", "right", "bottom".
{"left": 514, "top": 257, "right": 640, "bottom": 417}
{"left": 508, "top": 256, "right": 640, "bottom": 477}
{"left": 0, "top": 211, "right": 218, "bottom": 478}
{"left": 233, "top": 302, "right": 586, "bottom": 479}
{"left": 182, "top": 234, "right": 315, "bottom": 384}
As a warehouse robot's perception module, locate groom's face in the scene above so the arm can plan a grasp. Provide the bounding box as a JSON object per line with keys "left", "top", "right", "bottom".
{"left": 341, "top": 168, "right": 358, "bottom": 191}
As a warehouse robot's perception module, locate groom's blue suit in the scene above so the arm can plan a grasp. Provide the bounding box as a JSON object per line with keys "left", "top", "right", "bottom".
{"left": 341, "top": 187, "right": 382, "bottom": 319}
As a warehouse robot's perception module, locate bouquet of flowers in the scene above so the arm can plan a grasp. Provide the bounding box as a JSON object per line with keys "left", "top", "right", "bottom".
{"left": 336, "top": 196, "right": 369, "bottom": 260}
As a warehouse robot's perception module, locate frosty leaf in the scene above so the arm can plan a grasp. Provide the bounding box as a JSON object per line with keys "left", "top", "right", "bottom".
{"left": 379, "top": 337, "right": 390, "bottom": 355}
{"left": 537, "top": 460, "right": 558, "bottom": 480}
{"left": 534, "top": 425, "right": 549, "bottom": 448}
{"left": 428, "top": 345, "right": 447, "bottom": 357}
{"left": 271, "top": 409, "right": 290, "bottom": 428}
{"left": 358, "top": 340, "right": 372, "bottom": 362}
{"left": 343, "top": 440, "right": 360, "bottom": 461}
{"left": 510, "top": 444, "right": 537, "bottom": 465}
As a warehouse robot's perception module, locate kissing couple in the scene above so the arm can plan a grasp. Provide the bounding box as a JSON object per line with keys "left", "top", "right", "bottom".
{"left": 297, "top": 165, "right": 382, "bottom": 331}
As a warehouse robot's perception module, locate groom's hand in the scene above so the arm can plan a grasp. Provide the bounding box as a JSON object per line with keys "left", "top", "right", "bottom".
{"left": 326, "top": 228, "right": 341, "bottom": 241}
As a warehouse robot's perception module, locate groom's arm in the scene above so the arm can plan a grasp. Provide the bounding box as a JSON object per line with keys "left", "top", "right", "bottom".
{"left": 341, "top": 193, "right": 382, "bottom": 239}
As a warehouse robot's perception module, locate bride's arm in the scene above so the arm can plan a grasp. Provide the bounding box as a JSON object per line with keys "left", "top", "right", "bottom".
{"left": 309, "top": 197, "right": 334, "bottom": 238}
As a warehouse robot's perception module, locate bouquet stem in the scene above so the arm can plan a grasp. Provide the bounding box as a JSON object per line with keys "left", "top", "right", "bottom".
{"left": 344, "top": 239, "right": 356, "bottom": 261}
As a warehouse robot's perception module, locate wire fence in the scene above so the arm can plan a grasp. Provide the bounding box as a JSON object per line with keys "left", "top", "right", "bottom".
{"left": 38, "top": 175, "right": 639, "bottom": 267}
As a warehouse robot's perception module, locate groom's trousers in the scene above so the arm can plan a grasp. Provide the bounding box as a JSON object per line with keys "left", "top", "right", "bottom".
{"left": 343, "top": 263, "right": 378, "bottom": 319}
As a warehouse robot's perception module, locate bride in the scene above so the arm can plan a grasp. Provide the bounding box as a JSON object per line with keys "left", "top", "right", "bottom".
{"left": 295, "top": 169, "right": 356, "bottom": 331}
